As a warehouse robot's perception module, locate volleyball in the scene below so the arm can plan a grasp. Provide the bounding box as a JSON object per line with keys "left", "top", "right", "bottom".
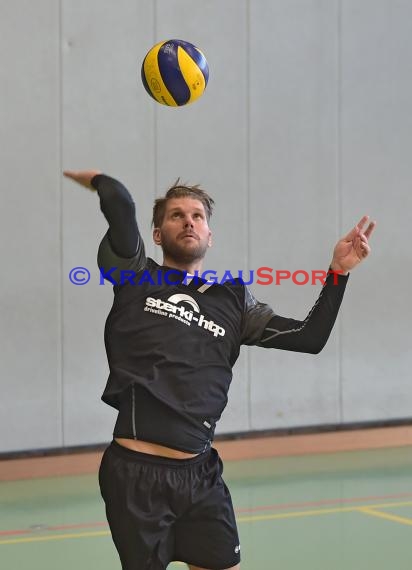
{"left": 141, "top": 39, "right": 209, "bottom": 107}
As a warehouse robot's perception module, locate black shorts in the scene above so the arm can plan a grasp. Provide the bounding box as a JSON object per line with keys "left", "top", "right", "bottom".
{"left": 99, "top": 440, "right": 241, "bottom": 570}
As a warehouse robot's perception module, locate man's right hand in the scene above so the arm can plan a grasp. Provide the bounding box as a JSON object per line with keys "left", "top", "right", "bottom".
{"left": 63, "top": 170, "right": 102, "bottom": 190}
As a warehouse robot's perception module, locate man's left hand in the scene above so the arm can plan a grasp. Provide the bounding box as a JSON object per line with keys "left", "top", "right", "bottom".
{"left": 330, "top": 215, "right": 377, "bottom": 275}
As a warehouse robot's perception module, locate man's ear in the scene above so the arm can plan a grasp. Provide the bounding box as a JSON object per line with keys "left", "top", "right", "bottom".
{"left": 153, "top": 228, "right": 162, "bottom": 245}
{"left": 208, "top": 230, "right": 212, "bottom": 248}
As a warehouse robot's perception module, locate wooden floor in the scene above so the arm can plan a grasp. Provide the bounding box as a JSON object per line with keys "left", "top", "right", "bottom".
{"left": 2, "top": 424, "right": 412, "bottom": 481}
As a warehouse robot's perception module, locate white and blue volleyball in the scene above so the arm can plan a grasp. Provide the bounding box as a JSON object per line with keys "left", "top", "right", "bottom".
{"left": 141, "top": 39, "right": 209, "bottom": 106}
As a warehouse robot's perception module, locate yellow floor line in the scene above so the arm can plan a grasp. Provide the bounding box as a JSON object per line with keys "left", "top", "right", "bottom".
{"left": 2, "top": 500, "right": 412, "bottom": 545}
{"left": 237, "top": 505, "right": 355, "bottom": 523}
{"left": 358, "top": 507, "right": 412, "bottom": 526}
{"left": 237, "top": 500, "right": 412, "bottom": 524}
{"left": 0, "top": 530, "right": 110, "bottom": 546}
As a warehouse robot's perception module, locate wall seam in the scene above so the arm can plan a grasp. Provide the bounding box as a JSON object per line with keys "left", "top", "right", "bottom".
{"left": 58, "top": 0, "right": 64, "bottom": 447}
{"left": 337, "top": 0, "right": 344, "bottom": 425}
{"left": 153, "top": 0, "right": 158, "bottom": 260}
{"left": 246, "top": 0, "right": 252, "bottom": 431}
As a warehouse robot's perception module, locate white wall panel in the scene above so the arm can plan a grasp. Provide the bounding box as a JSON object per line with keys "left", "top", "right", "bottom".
{"left": 61, "top": 0, "right": 155, "bottom": 445}
{"left": 0, "top": 1, "right": 61, "bottom": 451}
{"left": 340, "top": 0, "right": 412, "bottom": 421}
{"left": 248, "top": 0, "right": 341, "bottom": 430}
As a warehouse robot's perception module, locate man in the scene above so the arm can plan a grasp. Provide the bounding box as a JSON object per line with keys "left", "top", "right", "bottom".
{"left": 64, "top": 170, "right": 375, "bottom": 570}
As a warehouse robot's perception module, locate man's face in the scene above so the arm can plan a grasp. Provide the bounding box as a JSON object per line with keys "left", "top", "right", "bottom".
{"left": 153, "top": 197, "right": 212, "bottom": 265}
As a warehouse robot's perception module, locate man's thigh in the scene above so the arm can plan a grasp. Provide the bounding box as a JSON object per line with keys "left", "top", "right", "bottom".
{"left": 174, "top": 452, "right": 241, "bottom": 569}
{"left": 99, "top": 442, "right": 176, "bottom": 569}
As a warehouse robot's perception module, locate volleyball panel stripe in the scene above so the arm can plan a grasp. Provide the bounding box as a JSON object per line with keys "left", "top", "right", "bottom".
{"left": 176, "top": 47, "right": 206, "bottom": 104}
{"left": 142, "top": 41, "right": 177, "bottom": 106}
{"left": 141, "top": 59, "right": 151, "bottom": 95}
{"left": 172, "top": 39, "right": 209, "bottom": 85}
{"left": 157, "top": 42, "right": 191, "bottom": 106}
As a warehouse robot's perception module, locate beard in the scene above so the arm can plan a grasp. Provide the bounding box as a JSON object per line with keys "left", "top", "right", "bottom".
{"left": 160, "top": 234, "right": 209, "bottom": 265}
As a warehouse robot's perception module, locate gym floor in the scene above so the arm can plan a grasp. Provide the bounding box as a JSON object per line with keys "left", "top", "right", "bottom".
{"left": 1, "top": 435, "right": 412, "bottom": 569}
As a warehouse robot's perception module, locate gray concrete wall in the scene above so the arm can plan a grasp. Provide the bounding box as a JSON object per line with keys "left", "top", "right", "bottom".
{"left": 0, "top": 0, "right": 410, "bottom": 452}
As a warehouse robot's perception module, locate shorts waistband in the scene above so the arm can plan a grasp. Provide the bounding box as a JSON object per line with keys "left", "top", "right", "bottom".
{"left": 109, "top": 439, "right": 213, "bottom": 468}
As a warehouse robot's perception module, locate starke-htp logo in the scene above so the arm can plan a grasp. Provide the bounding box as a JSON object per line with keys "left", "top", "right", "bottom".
{"left": 144, "top": 293, "right": 225, "bottom": 337}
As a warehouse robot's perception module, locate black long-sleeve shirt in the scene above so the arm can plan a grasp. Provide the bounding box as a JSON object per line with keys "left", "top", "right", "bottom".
{"left": 92, "top": 175, "right": 349, "bottom": 453}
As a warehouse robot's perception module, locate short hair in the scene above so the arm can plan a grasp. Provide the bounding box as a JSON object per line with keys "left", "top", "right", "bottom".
{"left": 152, "top": 179, "right": 214, "bottom": 227}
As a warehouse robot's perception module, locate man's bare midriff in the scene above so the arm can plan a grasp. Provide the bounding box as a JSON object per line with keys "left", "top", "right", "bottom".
{"left": 115, "top": 438, "right": 199, "bottom": 459}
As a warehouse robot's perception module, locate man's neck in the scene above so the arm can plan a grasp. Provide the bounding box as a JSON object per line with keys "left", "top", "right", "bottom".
{"left": 161, "top": 256, "right": 204, "bottom": 275}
